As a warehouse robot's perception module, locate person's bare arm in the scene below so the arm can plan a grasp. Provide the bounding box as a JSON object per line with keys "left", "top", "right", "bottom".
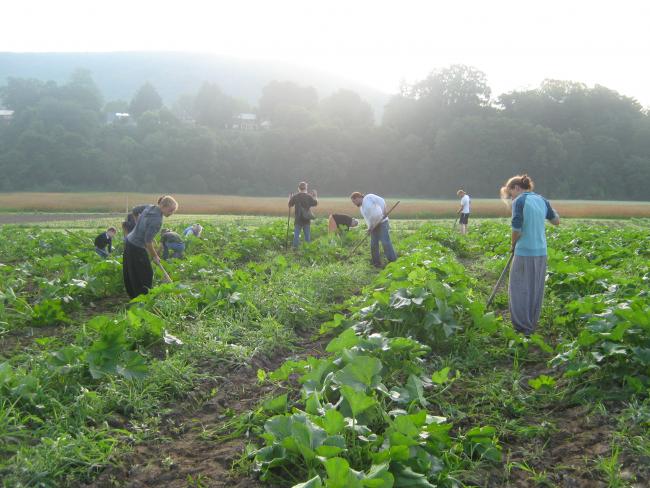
{"left": 550, "top": 212, "right": 560, "bottom": 226}
{"left": 145, "top": 241, "right": 160, "bottom": 264}
{"left": 511, "top": 230, "right": 521, "bottom": 252}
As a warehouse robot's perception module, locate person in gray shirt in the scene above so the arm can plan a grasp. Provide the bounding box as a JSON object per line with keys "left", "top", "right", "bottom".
{"left": 123, "top": 195, "right": 178, "bottom": 299}
{"left": 160, "top": 229, "right": 185, "bottom": 259}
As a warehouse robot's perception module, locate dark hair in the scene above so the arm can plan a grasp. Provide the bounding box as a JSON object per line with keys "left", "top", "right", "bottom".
{"left": 349, "top": 191, "right": 364, "bottom": 200}
{"left": 500, "top": 174, "right": 534, "bottom": 200}
{"left": 122, "top": 213, "right": 137, "bottom": 234}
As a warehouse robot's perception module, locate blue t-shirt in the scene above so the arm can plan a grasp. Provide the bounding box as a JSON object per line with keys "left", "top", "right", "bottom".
{"left": 511, "top": 192, "right": 557, "bottom": 257}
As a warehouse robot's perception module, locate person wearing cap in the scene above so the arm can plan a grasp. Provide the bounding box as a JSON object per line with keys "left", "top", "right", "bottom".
{"left": 350, "top": 192, "right": 397, "bottom": 268}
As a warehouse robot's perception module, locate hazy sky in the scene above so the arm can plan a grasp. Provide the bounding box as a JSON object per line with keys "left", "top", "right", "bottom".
{"left": 3, "top": 0, "right": 650, "bottom": 107}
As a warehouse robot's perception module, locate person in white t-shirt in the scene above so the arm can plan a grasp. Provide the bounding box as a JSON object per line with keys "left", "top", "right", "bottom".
{"left": 350, "top": 191, "right": 397, "bottom": 268}
{"left": 456, "top": 189, "right": 471, "bottom": 235}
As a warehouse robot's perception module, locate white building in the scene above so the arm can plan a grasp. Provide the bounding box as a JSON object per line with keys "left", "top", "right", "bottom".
{"left": 0, "top": 109, "right": 14, "bottom": 124}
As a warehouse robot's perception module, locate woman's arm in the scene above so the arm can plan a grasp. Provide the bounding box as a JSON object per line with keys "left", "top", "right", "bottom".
{"left": 511, "top": 230, "right": 521, "bottom": 252}
{"left": 145, "top": 241, "right": 161, "bottom": 264}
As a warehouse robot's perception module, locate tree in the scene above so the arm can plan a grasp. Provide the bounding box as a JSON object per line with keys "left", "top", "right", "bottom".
{"left": 129, "top": 83, "right": 163, "bottom": 117}
{"left": 320, "top": 89, "right": 374, "bottom": 129}
{"left": 104, "top": 99, "right": 129, "bottom": 114}
{"left": 193, "top": 82, "right": 241, "bottom": 129}
{"left": 409, "top": 64, "right": 491, "bottom": 114}
{"left": 387, "top": 65, "right": 493, "bottom": 138}
{"left": 60, "top": 69, "right": 103, "bottom": 113}
{"left": 0, "top": 77, "right": 44, "bottom": 111}
{"left": 258, "top": 81, "right": 318, "bottom": 126}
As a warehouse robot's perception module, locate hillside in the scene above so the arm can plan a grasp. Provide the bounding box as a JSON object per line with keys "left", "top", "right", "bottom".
{"left": 0, "top": 51, "right": 389, "bottom": 114}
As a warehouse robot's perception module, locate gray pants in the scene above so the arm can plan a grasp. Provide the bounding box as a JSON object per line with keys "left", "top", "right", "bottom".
{"left": 508, "top": 255, "right": 547, "bottom": 335}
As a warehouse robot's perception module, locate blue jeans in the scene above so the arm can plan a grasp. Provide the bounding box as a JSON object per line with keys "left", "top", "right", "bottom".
{"left": 293, "top": 222, "right": 311, "bottom": 248}
{"left": 95, "top": 247, "right": 109, "bottom": 258}
{"left": 370, "top": 220, "right": 396, "bottom": 266}
{"left": 163, "top": 242, "right": 185, "bottom": 259}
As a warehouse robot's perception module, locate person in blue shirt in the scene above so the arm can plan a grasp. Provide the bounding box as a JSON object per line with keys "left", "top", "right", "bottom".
{"left": 183, "top": 223, "right": 203, "bottom": 238}
{"left": 500, "top": 174, "right": 560, "bottom": 335}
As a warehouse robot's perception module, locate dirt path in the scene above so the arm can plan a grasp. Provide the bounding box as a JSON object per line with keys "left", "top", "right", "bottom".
{"left": 87, "top": 334, "right": 329, "bottom": 488}
{"left": 453, "top": 250, "right": 648, "bottom": 487}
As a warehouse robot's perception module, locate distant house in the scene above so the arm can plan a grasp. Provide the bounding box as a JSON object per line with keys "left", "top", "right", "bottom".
{"left": 106, "top": 112, "right": 132, "bottom": 124}
{"left": 0, "top": 109, "right": 14, "bottom": 124}
{"left": 231, "top": 113, "right": 259, "bottom": 131}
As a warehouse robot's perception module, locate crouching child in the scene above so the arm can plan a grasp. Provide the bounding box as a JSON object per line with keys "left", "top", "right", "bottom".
{"left": 94, "top": 227, "right": 117, "bottom": 258}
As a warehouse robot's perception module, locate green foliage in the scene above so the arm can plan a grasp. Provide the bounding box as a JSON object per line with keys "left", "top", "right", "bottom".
{"left": 252, "top": 223, "right": 504, "bottom": 487}
{"left": 1, "top": 65, "right": 649, "bottom": 197}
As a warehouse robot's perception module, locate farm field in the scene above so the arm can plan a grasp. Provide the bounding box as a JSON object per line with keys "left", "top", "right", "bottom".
{"left": 1, "top": 217, "right": 649, "bottom": 487}
{"left": 1, "top": 192, "right": 650, "bottom": 219}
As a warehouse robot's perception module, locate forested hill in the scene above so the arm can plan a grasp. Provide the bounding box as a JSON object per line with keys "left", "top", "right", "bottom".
{"left": 0, "top": 52, "right": 388, "bottom": 113}
{"left": 0, "top": 61, "right": 649, "bottom": 200}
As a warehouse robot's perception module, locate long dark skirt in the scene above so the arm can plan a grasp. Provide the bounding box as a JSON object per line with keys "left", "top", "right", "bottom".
{"left": 123, "top": 240, "right": 153, "bottom": 299}
{"left": 508, "top": 255, "right": 547, "bottom": 335}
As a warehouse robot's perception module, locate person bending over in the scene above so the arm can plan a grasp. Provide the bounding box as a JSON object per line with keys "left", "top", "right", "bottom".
{"left": 122, "top": 205, "right": 147, "bottom": 239}
{"left": 123, "top": 195, "right": 178, "bottom": 299}
{"left": 94, "top": 227, "right": 117, "bottom": 258}
{"left": 328, "top": 214, "right": 359, "bottom": 233}
{"left": 160, "top": 229, "right": 186, "bottom": 259}
{"left": 183, "top": 223, "right": 203, "bottom": 238}
{"left": 350, "top": 191, "right": 397, "bottom": 268}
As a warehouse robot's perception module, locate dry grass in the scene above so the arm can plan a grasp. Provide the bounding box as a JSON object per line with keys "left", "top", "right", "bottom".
{"left": 0, "top": 192, "right": 649, "bottom": 218}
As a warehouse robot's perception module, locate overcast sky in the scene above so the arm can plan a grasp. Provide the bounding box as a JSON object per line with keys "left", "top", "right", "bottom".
{"left": 3, "top": 0, "right": 650, "bottom": 107}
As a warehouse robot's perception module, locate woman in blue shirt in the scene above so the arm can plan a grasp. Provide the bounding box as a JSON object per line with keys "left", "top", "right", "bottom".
{"left": 500, "top": 175, "right": 560, "bottom": 335}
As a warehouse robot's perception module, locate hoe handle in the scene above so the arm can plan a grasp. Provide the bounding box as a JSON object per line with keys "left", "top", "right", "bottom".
{"left": 348, "top": 201, "right": 401, "bottom": 258}
{"left": 486, "top": 252, "right": 514, "bottom": 308}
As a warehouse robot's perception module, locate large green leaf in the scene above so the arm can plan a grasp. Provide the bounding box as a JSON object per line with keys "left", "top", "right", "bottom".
{"left": 116, "top": 351, "right": 148, "bottom": 379}
{"left": 333, "top": 356, "right": 382, "bottom": 391}
{"left": 324, "top": 457, "right": 362, "bottom": 488}
{"left": 327, "top": 328, "right": 361, "bottom": 353}
{"left": 293, "top": 477, "right": 323, "bottom": 488}
{"left": 363, "top": 463, "right": 394, "bottom": 488}
{"left": 341, "top": 385, "right": 377, "bottom": 417}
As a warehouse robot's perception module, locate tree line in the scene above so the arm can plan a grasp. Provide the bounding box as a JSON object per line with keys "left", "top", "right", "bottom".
{"left": 1, "top": 65, "right": 648, "bottom": 200}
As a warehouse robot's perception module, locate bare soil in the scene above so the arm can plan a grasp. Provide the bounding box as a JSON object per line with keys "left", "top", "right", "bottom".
{"left": 500, "top": 401, "right": 648, "bottom": 488}
{"left": 87, "top": 333, "right": 330, "bottom": 488}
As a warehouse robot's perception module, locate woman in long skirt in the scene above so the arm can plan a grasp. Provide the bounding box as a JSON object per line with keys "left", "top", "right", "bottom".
{"left": 500, "top": 175, "right": 560, "bottom": 335}
{"left": 123, "top": 195, "right": 178, "bottom": 299}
